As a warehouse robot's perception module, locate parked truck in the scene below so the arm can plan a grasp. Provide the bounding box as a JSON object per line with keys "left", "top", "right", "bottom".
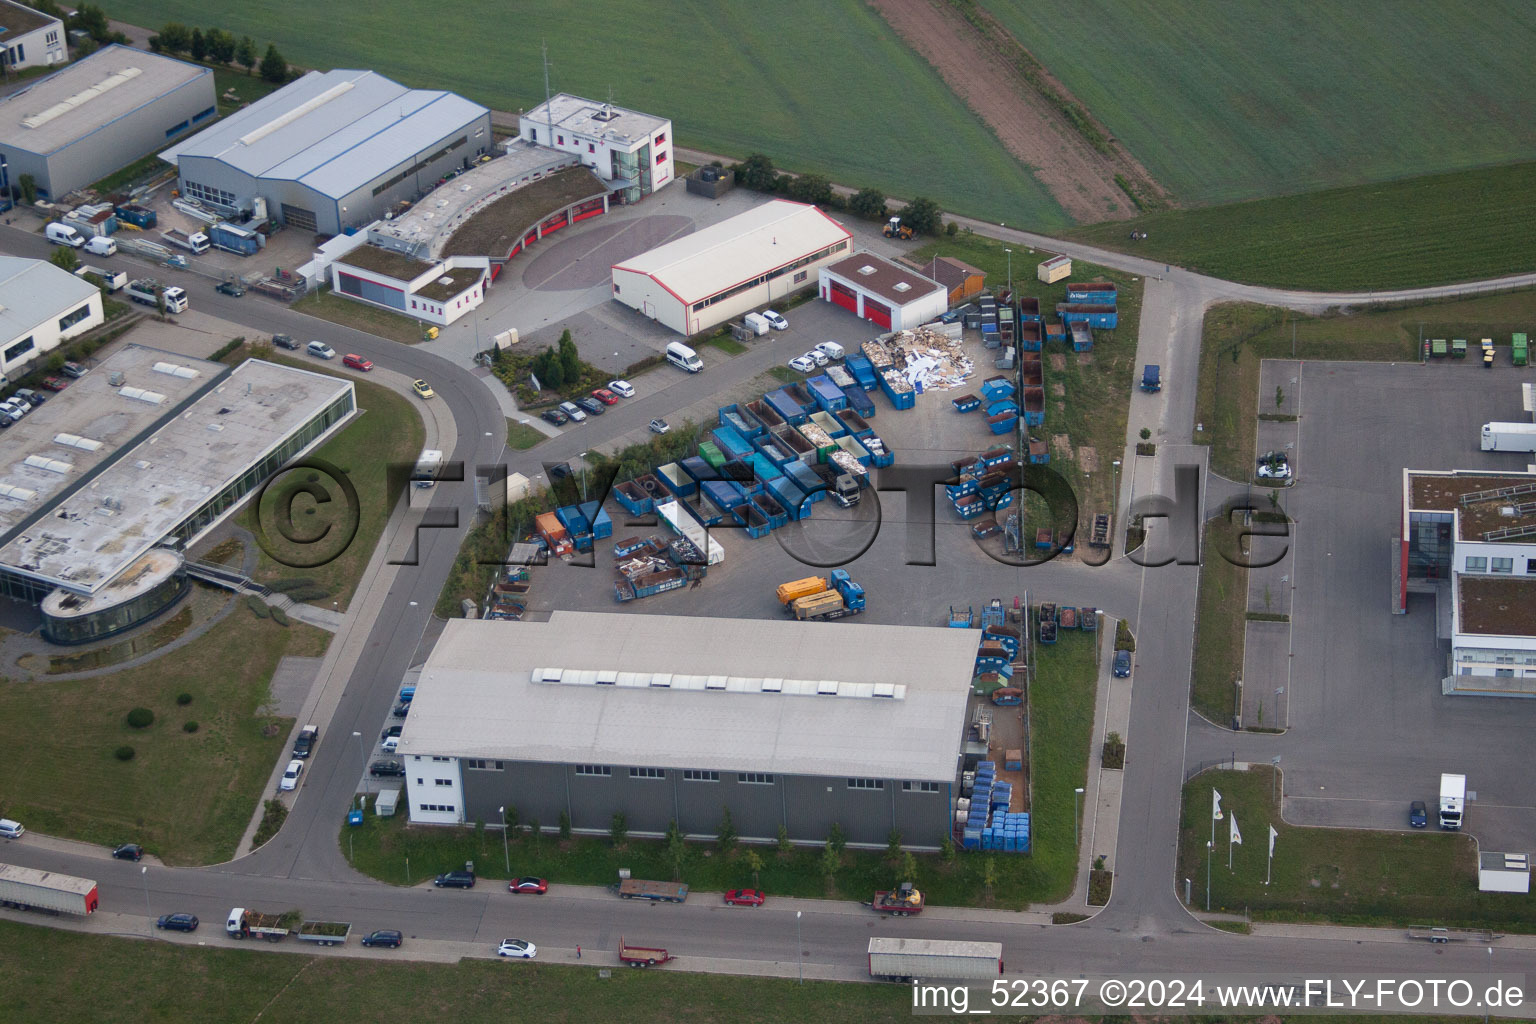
{"left": 75, "top": 265, "right": 127, "bottom": 292}
{"left": 867, "top": 938, "right": 1004, "bottom": 982}
{"left": 126, "top": 278, "right": 188, "bottom": 313}
{"left": 831, "top": 473, "right": 861, "bottom": 507}
{"left": 776, "top": 576, "right": 827, "bottom": 604}
{"left": 1140, "top": 364, "right": 1161, "bottom": 392}
{"left": 0, "top": 862, "right": 99, "bottom": 915}
{"left": 870, "top": 882, "right": 925, "bottom": 916}
{"left": 226, "top": 907, "right": 291, "bottom": 941}
{"left": 412, "top": 449, "right": 444, "bottom": 488}
{"left": 161, "top": 229, "right": 210, "bottom": 254}
{"left": 1439, "top": 773, "right": 1466, "bottom": 830}
{"left": 1480, "top": 422, "right": 1536, "bottom": 452}
{"left": 611, "top": 878, "right": 689, "bottom": 903}
{"left": 618, "top": 936, "right": 675, "bottom": 967}
{"left": 788, "top": 570, "right": 865, "bottom": 621}
{"left": 208, "top": 222, "right": 262, "bottom": 257}
{"left": 295, "top": 920, "right": 352, "bottom": 946}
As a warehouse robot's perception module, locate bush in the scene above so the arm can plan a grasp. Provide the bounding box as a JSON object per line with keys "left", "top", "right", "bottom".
{"left": 252, "top": 799, "right": 287, "bottom": 848}
{"left": 269, "top": 606, "right": 290, "bottom": 627}
{"left": 125, "top": 707, "right": 154, "bottom": 729}
{"left": 1102, "top": 731, "right": 1126, "bottom": 769}
{"left": 114, "top": 745, "right": 135, "bottom": 761}
{"left": 246, "top": 595, "right": 270, "bottom": 619}
{"left": 209, "top": 337, "right": 245, "bottom": 361}
{"left": 176, "top": 692, "right": 193, "bottom": 706}
{"left": 183, "top": 721, "right": 199, "bottom": 733}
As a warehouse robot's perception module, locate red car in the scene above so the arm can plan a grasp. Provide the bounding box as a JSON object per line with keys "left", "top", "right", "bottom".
{"left": 723, "top": 888, "right": 766, "bottom": 907}
{"left": 507, "top": 876, "right": 548, "bottom": 894}
{"left": 40, "top": 376, "right": 70, "bottom": 391}
{"left": 342, "top": 353, "right": 373, "bottom": 371}
{"left": 590, "top": 388, "right": 619, "bottom": 405}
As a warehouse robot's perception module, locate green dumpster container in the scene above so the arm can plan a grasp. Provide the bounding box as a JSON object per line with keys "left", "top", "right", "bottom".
{"left": 1430, "top": 338, "right": 1447, "bottom": 358}
{"left": 1513, "top": 333, "right": 1528, "bottom": 366}
{"left": 1451, "top": 338, "right": 1467, "bottom": 358}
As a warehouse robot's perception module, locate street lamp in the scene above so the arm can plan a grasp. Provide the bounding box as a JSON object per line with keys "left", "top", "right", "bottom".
{"left": 1270, "top": 755, "right": 1282, "bottom": 805}
{"left": 1274, "top": 686, "right": 1285, "bottom": 729}
{"left": 577, "top": 452, "right": 589, "bottom": 504}
{"left": 1074, "top": 787, "right": 1085, "bottom": 846}
{"left": 1205, "top": 840, "right": 1213, "bottom": 911}
{"left": 352, "top": 731, "right": 368, "bottom": 796}
{"left": 1111, "top": 459, "right": 1121, "bottom": 507}
{"left": 1004, "top": 247, "right": 1012, "bottom": 295}
{"left": 499, "top": 805, "right": 510, "bottom": 874}
{"left": 792, "top": 914, "right": 804, "bottom": 982}
{"left": 140, "top": 865, "right": 150, "bottom": 918}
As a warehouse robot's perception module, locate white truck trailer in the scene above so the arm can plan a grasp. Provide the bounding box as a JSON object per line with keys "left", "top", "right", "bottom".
{"left": 1439, "top": 773, "right": 1466, "bottom": 830}
{"left": 125, "top": 279, "right": 188, "bottom": 314}
{"left": 0, "top": 862, "right": 100, "bottom": 915}
{"left": 1480, "top": 422, "right": 1536, "bottom": 452}
{"left": 867, "top": 937, "right": 1003, "bottom": 982}
{"left": 75, "top": 265, "right": 127, "bottom": 291}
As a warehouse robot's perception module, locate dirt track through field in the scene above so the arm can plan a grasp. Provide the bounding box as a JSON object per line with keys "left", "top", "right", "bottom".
{"left": 869, "top": 0, "right": 1157, "bottom": 224}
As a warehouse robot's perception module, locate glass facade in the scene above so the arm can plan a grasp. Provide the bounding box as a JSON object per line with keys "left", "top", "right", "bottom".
{"left": 1406, "top": 511, "right": 1453, "bottom": 580}
{"left": 42, "top": 572, "right": 189, "bottom": 645}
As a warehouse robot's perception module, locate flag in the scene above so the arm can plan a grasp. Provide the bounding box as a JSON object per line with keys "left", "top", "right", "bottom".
{"left": 1229, "top": 812, "right": 1242, "bottom": 845}
{"left": 1212, "top": 789, "right": 1224, "bottom": 821}
{"left": 1268, "top": 825, "right": 1278, "bottom": 856}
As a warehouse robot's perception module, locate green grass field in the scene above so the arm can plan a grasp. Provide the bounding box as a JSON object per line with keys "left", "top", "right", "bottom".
{"left": 0, "top": 608, "right": 327, "bottom": 865}
{"left": 1179, "top": 768, "right": 1536, "bottom": 930}
{"left": 985, "top": 0, "right": 1536, "bottom": 206}
{"left": 1069, "top": 162, "right": 1536, "bottom": 290}
{"left": 108, "top": 0, "right": 1065, "bottom": 229}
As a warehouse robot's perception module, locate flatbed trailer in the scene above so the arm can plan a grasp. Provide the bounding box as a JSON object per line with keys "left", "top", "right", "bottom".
{"left": 619, "top": 936, "right": 675, "bottom": 967}
{"left": 870, "top": 883, "right": 925, "bottom": 916}
{"left": 612, "top": 878, "right": 688, "bottom": 903}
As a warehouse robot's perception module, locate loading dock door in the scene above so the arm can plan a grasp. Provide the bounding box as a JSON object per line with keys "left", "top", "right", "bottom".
{"left": 829, "top": 280, "right": 857, "bottom": 314}
{"left": 863, "top": 297, "right": 892, "bottom": 329}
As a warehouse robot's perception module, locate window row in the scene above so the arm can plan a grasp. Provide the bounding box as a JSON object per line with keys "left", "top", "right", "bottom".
{"left": 690, "top": 240, "right": 850, "bottom": 312}
{"left": 182, "top": 179, "right": 236, "bottom": 209}
{"left": 418, "top": 803, "right": 456, "bottom": 813}
{"left": 467, "top": 759, "right": 505, "bottom": 770}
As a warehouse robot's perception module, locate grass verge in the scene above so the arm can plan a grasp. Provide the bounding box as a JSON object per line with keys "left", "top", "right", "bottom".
{"left": 0, "top": 919, "right": 912, "bottom": 1022}
{"left": 348, "top": 632, "right": 1097, "bottom": 908}
{"left": 252, "top": 799, "right": 288, "bottom": 849}
{"left": 291, "top": 288, "right": 429, "bottom": 346}
{"left": 240, "top": 358, "right": 425, "bottom": 609}
{"left": 506, "top": 419, "right": 546, "bottom": 451}
{"left": 1180, "top": 768, "right": 1532, "bottom": 930}
{"left": 703, "top": 335, "right": 748, "bottom": 356}
{"left": 0, "top": 607, "right": 327, "bottom": 865}
{"left": 1191, "top": 516, "right": 1246, "bottom": 724}
{"left": 1070, "top": 162, "right": 1536, "bottom": 290}
{"left": 213, "top": 67, "right": 286, "bottom": 114}
{"left": 909, "top": 230, "right": 1143, "bottom": 523}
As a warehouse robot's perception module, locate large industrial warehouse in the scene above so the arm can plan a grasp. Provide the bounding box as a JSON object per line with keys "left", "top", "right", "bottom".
{"left": 159, "top": 69, "right": 492, "bottom": 235}
{"left": 0, "top": 45, "right": 213, "bottom": 200}
{"left": 610, "top": 199, "right": 852, "bottom": 336}
{"left": 397, "top": 613, "right": 978, "bottom": 848}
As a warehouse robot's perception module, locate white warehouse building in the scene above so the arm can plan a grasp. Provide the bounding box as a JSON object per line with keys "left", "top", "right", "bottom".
{"left": 0, "top": 256, "right": 103, "bottom": 379}
{"left": 610, "top": 199, "right": 851, "bottom": 336}
{"left": 819, "top": 251, "right": 947, "bottom": 331}
{"left": 518, "top": 93, "right": 671, "bottom": 204}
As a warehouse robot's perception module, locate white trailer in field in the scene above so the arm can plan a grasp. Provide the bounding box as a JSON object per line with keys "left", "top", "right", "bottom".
{"left": 0, "top": 862, "right": 99, "bottom": 915}
{"left": 867, "top": 937, "right": 1003, "bottom": 982}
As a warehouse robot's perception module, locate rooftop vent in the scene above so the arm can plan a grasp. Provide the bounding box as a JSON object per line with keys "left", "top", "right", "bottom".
{"left": 52, "top": 433, "right": 103, "bottom": 452}
{"left": 0, "top": 483, "right": 37, "bottom": 502}
{"left": 21, "top": 67, "right": 143, "bottom": 129}
{"left": 119, "top": 387, "right": 166, "bottom": 405}
{"left": 23, "top": 455, "right": 73, "bottom": 474}
{"left": 151, "top": 361, "right": 199, "bottom": 379}
{"left": 238, "top": 80, "right": 355, "bottom": 146}
{"left": 894, "top": 282, "right": 911, "bottom": 292}
{"left": 857, "top": 264, "right": 878, "bottom": 276}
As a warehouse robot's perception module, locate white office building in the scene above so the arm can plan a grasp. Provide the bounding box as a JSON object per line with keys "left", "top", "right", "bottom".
{"left": 518, "top": 93, "right": 672, "bottom": 204}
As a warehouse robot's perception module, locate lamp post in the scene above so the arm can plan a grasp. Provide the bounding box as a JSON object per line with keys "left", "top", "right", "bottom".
{"left": 140, "top": 865, "right": 150, "bottom": 918}
{"left": 1073, "top": 786, "right": 1085, "bottom": 847}
{"left": 792, "top": 914, "right": 804, "bottom": 982}
{"left": 1270, "top": 755, "right": 1282, "bottom": 806}
{"left": 1205, "top": 840, "right": 1213, "bottom": 911}
{"left": 577, "top": 452, "right": 589, "bottom": 503}
{"left": 1004, "top": 247, "right": 1012, "bottom": 295}
{"left": 499, "top": 805, "right": 510, "bottom": 874}
{"left": 353, "top": 731, "right": 368, "bottom": 796}
{"left": 1111, "top": 459, "right": 1121, "bottom": 509}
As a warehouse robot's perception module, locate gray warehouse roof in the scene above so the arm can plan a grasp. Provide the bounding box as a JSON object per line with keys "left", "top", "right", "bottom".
{"left": 402, "top": 612, "right": 977, "bottom": 781}
{"left": 159, "top": 69, "right": 488, "bottom": 201}
{"left": 0, "top": 45, "right": 207, "bottom": 155}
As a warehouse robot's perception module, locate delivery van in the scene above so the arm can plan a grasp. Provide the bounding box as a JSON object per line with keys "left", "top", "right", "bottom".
{"left": 45, "top": 222, "right": 85, "bottom": 248}
{"left": 666, "top": 341, "right": 703, "bottom": 373}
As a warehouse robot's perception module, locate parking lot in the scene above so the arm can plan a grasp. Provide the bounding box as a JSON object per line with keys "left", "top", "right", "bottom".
{"left": 520, "top": 297, "right": 1146, "bottom": 631}
{"left": 1224, "top": 358, "right": 1536, "bottom": 851}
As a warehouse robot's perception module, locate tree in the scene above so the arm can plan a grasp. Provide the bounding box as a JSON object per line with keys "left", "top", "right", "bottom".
{"left": 526, "top": 819, "right": 541, "bottom": 841}
{"left": 744, "top": 848, "right": 763, "bottom": 889}
{"left": 827, "top": 822, "right": 846, "bottom": 856}
{"left": 717, "top": 807, "right": 737, "bottom": 853}
{"left": 259, "top": 44, "right": 288, "bottom": 84}
{"left": 897, "top": 196, "right": 943, "bottom": 236}
{"left": 665, "top": 820, "right": 686, "bottom": 881}
{"left": 206, "top": 28, "right": 236, "bottom": 66}
{"left": 236, "top": 36, "right": 257, "bottom": 75}
{"left": 69, "top": 4, "right": 110, "bottom": 40}
{"left": 776, "top": 824, "right": 792, "bottom": 856}
{"left": 785, "top": 173, "right": 832, "bottom": 206}
{"left": 820, "top": 842, "right": 840, "bottom": 892}
{"left": 156, "top": 22, "right": 191, "bottom": 54}
{"left": 73, "top": 36, "right": 98, "bottom": 57}
{"left": 188, "top": 28, "right": 206, "bottom": 63}
{"left": 558, "top": 810, "right": 571, "bottom": 841}
{"left": 17, "top": 173, "right": 35, "bottom": 205}
{"left": 474, "top": 819, "right": 486, "bottom": 852}
{"left": 849, "top": 187, "right": 887, "bottom": 222}
{"left": 940, "top": 836, "right": 957, "bottom": 864}
{"left": 735, "top": 153, "right": 777, "bottom": 193}
{"left": 981, "top": 855, "right": 998, "bottom": 895}
{"left": 557, "top": 329, "right": 580, "bottom": 381}
{"left": 48, "top": 245, "right": 78, "bottom": 273}
{"left": 900, "top": 851, "right": 918, "bottom": 885}
{"left": 609, "top": 811, "right": 627, "bottom": 847}
{"left": 885, "top": 828, "right": 902, "bottom": 861}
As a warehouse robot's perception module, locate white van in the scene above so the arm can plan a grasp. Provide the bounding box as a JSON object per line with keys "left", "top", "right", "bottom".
{"left": 816, "top": 341, "right": 845, "bottom": 362}
{"left": 665, "top": 341, "right": 703, "bottom": 373}
{"left": 83, "top": 235, "right": 116, "bottom": 257}
{"left": 45, "top": 222, "right": 85, "bottom": 248}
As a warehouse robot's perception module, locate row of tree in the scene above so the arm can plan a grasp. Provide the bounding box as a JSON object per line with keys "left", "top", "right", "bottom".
{"left": 23, "top": 2, "right": 126, "bottom": 56}
{"left": 528, "top": 329, "right": 583, "bottom": 390}
{"left": 149, "top": 22, "right": 290, "bottom": 83}
{"left": 730, "top": 153, "right": 948, "bottom": 236}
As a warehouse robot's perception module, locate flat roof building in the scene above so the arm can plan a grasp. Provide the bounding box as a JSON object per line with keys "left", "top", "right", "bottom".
{"left": 327, "top": 242, "right": 489, "bottom": 326}
{"left": 0, "top": 0, "right": 65, "bottom": 72}
{"left": 611, "top": 199, "right": 852, "bottom": 336}
{"left": 0, "top": 255, "right": 103, "bottom": 378}
{"left": 398, "top": 612, "right": 978, "bottom": 847}
{"left": 819, "top": 251, "right": 947, "bottom": 331}
{"left": 0, "top": 45, "right": 213, "bottom": 200}
{"left": 0, "top": 346, "right": 355, "bottom": 643}
{"left": 519, "top": 93, "right": 671, "bottom": 204}
{"left": 160, "top": 69, "right": 492, "bottom": 236}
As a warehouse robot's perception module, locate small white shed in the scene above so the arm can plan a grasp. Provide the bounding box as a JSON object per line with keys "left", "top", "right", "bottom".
{"left": 374, "top": 787, "right": 401, "bottom": 818}
{"left": 1478, "top": 851, "right": 1529, "bottom": 893}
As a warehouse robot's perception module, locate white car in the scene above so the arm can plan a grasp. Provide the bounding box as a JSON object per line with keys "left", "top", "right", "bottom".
{"left": 382, "top": 735, "right": 400, "bottom": 754}
{"left": 279, "top": 759, "right": 304, "bottom": 791}
{"left": 0, "top": 818, "right": 24, "bottom": 838}
{"left": 497, "top": 938, "right": 537, "bottom": 959}
{"left": 761, "top": 310, "right": 788, "bottom": 331}
{"left": 1257, "top": 451, "right": 1293, "bottom": 479}
{"left": 558, "top": 401, "right": 587, "bottom": 423}
{"left": 607, "top": 379, "right": 635, "bottom": 398}
{"left": 649, "top": 418, "right": 671, "bottom": 435}
{"left": 788, "top": 355, "right": 816, "bottom": 374}
{"left": 806, "top": 349, "right": 829, "bottom": 367}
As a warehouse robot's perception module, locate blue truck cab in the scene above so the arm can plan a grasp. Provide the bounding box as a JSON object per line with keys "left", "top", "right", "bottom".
{"left": 1140, "top": 364, "right": 1161, "bottom": 392}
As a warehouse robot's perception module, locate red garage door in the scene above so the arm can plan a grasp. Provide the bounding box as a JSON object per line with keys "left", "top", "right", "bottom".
{"left": 863, "top": 297, "right": 892, "bottom": 329}
{"left": 828, "top": 280, "right": 857, "bottom": 314}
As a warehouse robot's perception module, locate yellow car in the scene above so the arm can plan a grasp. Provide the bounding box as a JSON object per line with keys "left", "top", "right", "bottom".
{"left": 412, "top": 379, "right": 435, "bottom": 399}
